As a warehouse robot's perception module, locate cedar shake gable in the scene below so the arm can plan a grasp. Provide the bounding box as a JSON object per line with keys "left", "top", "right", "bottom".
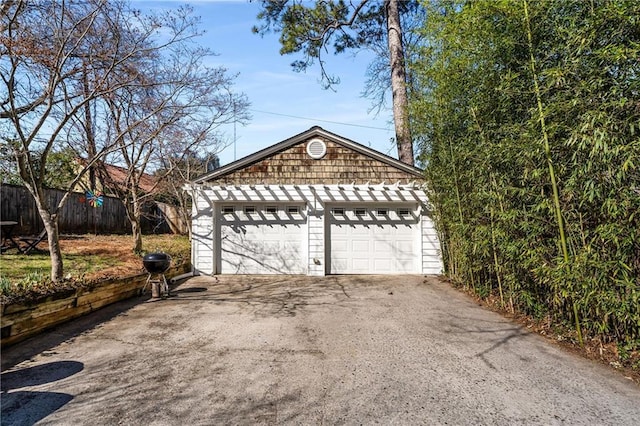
{"left": 193, "top": 126, "right": 422, "bottom": 185}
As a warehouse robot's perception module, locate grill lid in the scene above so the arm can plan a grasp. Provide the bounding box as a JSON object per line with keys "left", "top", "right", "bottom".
{"left": 143, "top": 252, "right": 171, "bottom": 274}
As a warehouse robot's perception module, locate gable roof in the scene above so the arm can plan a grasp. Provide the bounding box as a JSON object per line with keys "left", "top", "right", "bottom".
{"left": 192, "top": 126, "right": 421, "bottom": 184}
{"left": 74, "top": 158, "right": 158, "bottom": 195}
{"left": 99, "top": 163, "right": 158, "bottom": 194}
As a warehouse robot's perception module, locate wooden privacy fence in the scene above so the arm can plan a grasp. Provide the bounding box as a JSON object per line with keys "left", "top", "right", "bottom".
{"left": 156, "top": 202, "right": 189, "bottom": 235}
{"left": 0, "top": 184, "right": 184, "bottom": 235}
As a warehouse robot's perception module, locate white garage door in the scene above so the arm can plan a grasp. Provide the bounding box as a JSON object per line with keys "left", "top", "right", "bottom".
{"left": 328, "top": 205, "right": 419, "bottom": 274}
{"left": 220, "top": 204, "right": 306, "bottom": 274}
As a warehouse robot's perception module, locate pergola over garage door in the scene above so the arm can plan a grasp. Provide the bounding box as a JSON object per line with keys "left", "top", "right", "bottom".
{"left": 219, "top": 204, "right": 306, "bottom": 274}
{"left": 327, "top": 204, "right": 420, "bottom": 274}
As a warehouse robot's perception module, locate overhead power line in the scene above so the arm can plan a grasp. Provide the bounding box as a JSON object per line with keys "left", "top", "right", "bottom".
{"left": 249, "top": 109, "right": 391, "bottom": 131}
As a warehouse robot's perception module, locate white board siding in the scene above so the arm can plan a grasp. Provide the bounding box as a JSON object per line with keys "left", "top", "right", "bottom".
{"left": 308, "top": 211, "right": 325, "bottom": 276}
{"left": 421, "top": 214, "right": 442, "bottom": 274}
{"left": 191, "top": 194, "right": 215, "bottom": 275}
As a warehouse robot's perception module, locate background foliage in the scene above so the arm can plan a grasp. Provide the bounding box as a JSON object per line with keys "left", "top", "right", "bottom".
{"left": 411, "top": 0, "right": 639, "bottom": 352}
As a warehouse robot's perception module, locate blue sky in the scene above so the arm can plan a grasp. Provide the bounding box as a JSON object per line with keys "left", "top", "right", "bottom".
{"left": 134, "top": 0, "right": 396, "bottom": 166}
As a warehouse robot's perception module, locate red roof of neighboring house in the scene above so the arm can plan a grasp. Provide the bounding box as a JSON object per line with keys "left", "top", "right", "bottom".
{"left": 99, "top": 163, "right": 158, "bottom": 194}
{"left": 75, "top": 158, "right": 159, "bottom": 195}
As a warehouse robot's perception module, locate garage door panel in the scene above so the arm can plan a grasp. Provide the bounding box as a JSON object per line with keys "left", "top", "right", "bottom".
{"left": 395, "top": 258, "right": 414, "bottom": 272}
{"left": 331, "top": 258, "right": 348, "bottom": 273}
{"left": 262, "top": 226, "right": 280, "bottom": 235}
{"left": 332, "top": 225, "right": 349, "bottom": 236}
{"left": 396, "top": 240, "right": 414, "bottom": 252}
{"left": 262, "top": 240, "right": 280, "bottom": 251}
{"left": 283, "top": 241, "right": 301, "bottom": 253}
{"left": 332, "top": 240, "right": 348, "bottom": 252}
{"left": 352, "top": 239, "right": 370, "bottom": 252}
{"left": 373, "top": 258, "right": 392, "bottom": 272}
{"left": 352, "top": 258, "right": 370, "bottom": 272}
{"left": 222, "top": 237, "right": 304, "bottom": 274}
{"left": 373, "top": 240, "right": 392, "bottom": 253}
{"left": 375, "top": 225, "right": 392, "bottom": 234}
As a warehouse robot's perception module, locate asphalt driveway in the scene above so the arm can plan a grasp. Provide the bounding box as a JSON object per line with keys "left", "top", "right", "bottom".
{"left": 2, "top": 275, "right": 639, "bottom": 425}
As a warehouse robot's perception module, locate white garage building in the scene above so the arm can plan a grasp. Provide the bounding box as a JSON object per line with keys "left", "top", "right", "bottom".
{"left": 187, "top": 126, "right": 441, "bottom": 276}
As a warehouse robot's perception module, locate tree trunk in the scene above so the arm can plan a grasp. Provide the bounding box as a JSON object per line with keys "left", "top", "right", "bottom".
{"left": 385, "top": 0, "right": 414, "bottom": 166}
{"left": 123, "top": 201, "right": 143, "bottom": 254}
{"left": 129, "top": 194, "right": 143, "bottom": 254}
{"left": 82, "top": 61, "right": 97, "bottom": 190}
{"left": 42, "top": 217, "right": 64, "bottom": 282}
{"left": 18, "top": 154, "right": 66, "bottom": 281}
{"left": 179, "top": 195, "right": 193, "bottom": 240}
{"left": 31, "top": 193, "right": 64, "bottom": 282}
{"left": 131, "top": 214, "right": 143, "bottom": 254}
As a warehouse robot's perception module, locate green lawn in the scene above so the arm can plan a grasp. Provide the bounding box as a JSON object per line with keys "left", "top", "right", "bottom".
{"left": 0, "top": 234, "right": 190, "bottom": 299}
{"left": 1, "top": 253, "right": 108, "bottom": 283}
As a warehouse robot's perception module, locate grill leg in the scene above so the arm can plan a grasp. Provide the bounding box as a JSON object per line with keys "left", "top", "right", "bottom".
{"left": 161, "top": 274, "right": 169, "bottom": 298}
{"left": 141, "top": 273, "right": 171, "bottom": 299}
{"left": 141, "top": 275, "right": 152, "bottom": 295}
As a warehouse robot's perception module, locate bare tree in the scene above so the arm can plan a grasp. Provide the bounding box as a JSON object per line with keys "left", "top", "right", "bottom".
{"left": 100, "top": 43, "right": 249, "bottom": 252}
{"left": 155, "top": 143, "right": 222, "bottom": 240}
{"left": 0, "top": 0, "right": 247, "bottom": 280}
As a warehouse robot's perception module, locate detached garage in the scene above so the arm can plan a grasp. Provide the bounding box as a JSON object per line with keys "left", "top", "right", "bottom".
{"left": 187, "top": 126, "right": 441, "bottom": 276}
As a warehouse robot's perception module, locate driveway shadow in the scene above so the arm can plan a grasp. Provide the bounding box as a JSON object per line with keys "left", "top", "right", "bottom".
{"left": 440, "top": 311, "right": 535, "bottom": 369}
{"left": 169, "top": 276, "right": 357, "bottom": 317}
{"left": 1, "top": 361, "right": 83, "bottom": 426}
{"left": 1, "top": 360, "right": 83, "bottom": 392}
{"left": 1, "top": 391, "right": 73, "bottom": 426}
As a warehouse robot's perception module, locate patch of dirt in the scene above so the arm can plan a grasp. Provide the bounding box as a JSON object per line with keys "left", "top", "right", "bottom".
{"left": 27, "top": 234, "right": 184, "bottom": 281}
{"left": 438, "top": 276, "right": 640, "bottom": 386}
{"left": 57, "top": 234, "right": 146, "bottom": 280}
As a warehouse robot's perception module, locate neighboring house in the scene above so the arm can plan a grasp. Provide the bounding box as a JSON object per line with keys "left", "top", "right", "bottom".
{"left": 74, "top": 159, "right": 186, "bottom": 234}
{"left": 187, "top": 126, "right": 442, "bottom": 276}
{"left": 98, "top": 163, "right": 158, "bottom": 195}
{"left": 72, "top": 159, "right": 157, "bottom": 196}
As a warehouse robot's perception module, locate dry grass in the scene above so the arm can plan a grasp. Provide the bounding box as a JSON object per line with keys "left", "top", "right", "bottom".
{"left": 0, "top": 234, "right": 190, "bottom": 303}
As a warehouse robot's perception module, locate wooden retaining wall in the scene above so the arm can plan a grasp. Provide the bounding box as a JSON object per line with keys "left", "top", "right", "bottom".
{"left": 0, "top": 263, "right": 191, "bottom": 347}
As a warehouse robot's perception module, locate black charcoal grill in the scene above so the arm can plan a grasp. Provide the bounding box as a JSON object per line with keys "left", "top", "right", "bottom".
{"left": 143, "top": 252, "right": 171, "bottom": 274}
{"left": 142, "top": 252, "right": 171, "bottom": 298}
